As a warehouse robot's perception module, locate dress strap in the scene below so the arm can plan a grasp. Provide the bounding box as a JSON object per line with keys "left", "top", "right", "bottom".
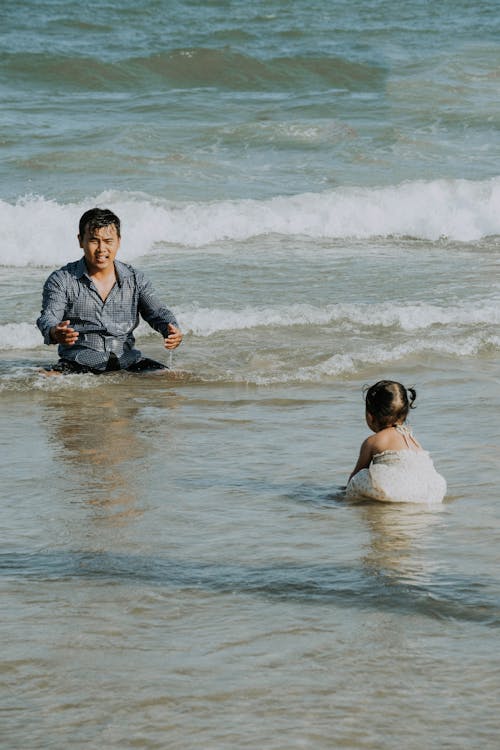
{"left": 394, "top": 424, "right": 420, "bottom": 449}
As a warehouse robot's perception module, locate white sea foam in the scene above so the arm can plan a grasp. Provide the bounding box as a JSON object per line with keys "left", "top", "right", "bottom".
{"left": 0, "top": 323, "right": 44, "bottom": 350}
{"left": 2, "top": 177, "right": 499, "bottom": 266}
{"left": 300, "top": 336, "right": 499, "bottom": 377}
{"left": 174, "top": 301, "right": 500, "bottom": 337}
{"left": 259, "top": 334, "right": 500, "bottom": 384}
{"left": 4, "top": 301, "right": 499, "bottom": 351}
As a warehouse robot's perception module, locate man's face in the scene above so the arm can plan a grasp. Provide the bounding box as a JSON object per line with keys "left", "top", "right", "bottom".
{"left": 78, "top": 223, "right": 120, "bottom": 274}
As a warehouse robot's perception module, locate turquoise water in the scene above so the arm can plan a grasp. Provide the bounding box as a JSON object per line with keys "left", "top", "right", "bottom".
{"left": 1, "top": 2, "right": 500, "bottom": 748}
{"left": 2, "top": 0, "right": 500, "bottom": 201}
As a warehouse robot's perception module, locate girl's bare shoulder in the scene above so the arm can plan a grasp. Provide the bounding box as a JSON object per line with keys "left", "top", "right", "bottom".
{"left": 368, "top": 427, "right": 402, "bottom": 453}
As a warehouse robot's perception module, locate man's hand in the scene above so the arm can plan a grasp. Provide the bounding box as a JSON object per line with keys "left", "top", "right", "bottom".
{"left": 164, "top": 324, "right": 183, "bottom": 350}
{"left": 50, "top": 320, "right": 79, "bottom": 346}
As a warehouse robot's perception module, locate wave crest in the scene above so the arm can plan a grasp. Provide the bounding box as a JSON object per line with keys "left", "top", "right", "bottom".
{"left": 3, "top": 301, "right": 499, "bottom": 351}
{"left": 2, "top": 177, "right": 499, "bottom": 267}
{"left": 3, "top": 49, "right": 385, "bottom": 92}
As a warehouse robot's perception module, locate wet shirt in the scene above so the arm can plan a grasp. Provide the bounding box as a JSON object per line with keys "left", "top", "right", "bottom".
{"left": 37, "top": 258, "right": 178, "bottom": 371}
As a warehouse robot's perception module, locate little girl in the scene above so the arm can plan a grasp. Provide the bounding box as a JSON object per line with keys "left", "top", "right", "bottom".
{"left": 346, "top": 380, "right": 446, "bottom": 503}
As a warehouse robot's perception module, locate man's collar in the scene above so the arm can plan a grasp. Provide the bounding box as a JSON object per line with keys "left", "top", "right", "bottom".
{"left": 76, "top": 257, "right": 132, "bottom": 287}
{"left": 114, "top": 260, "right": 134, "bottom": 286}
{"left": 75, "top": 257, "right": 88, "bottom": 279}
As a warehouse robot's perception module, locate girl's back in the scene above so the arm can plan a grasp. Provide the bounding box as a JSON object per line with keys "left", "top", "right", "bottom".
{"left": 346, "top": 381, "right": 446, "bottom": 504}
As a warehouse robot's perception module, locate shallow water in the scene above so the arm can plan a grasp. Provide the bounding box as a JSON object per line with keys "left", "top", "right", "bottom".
{"left": 2, "top": 360, "right": 500, "bottom": 748}
{"left": 1, "top": 1, "right": 500, "bottom": 748}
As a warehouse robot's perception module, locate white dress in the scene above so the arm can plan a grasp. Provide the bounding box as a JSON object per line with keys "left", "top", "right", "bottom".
{"left": 345, "top": 426, "right": 446, "bottom": 504}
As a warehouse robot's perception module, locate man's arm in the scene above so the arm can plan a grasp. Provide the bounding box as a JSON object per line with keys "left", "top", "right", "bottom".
{"left": 49, "top": 320, "right": 79, "bottom": 346}
{"left": 163, "top": 322, "right": 183, "bottom": 350}
{"left": 36, "top": 272, "right": 78, "bottom": 346}
{"left": 136, "top": 271, "right": 183, "bottom": 350}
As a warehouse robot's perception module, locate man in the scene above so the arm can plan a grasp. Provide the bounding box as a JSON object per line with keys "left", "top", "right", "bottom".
{"left": 37, "top": 207, "right": 183, "bottom": 373}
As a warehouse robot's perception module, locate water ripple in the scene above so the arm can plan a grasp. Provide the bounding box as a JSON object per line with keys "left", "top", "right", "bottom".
{"left": 1, "top": 551, "right": 498, "bottom": 627}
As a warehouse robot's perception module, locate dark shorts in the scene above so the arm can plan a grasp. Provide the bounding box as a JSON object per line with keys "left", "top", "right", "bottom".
{"left": 46, "top": 353, "right": 167, "bottom": 375}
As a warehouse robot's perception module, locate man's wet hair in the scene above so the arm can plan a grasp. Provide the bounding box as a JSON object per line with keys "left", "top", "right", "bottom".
{"left": 79, "top": 208, "right": 121, "bottom": 238}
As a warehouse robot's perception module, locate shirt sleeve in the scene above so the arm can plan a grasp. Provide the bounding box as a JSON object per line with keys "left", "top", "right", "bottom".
{"left": 136, "top": 270, "right": 179, "bottom": 337}
{"left": 36, "top": 271, "right": 68, "bottom": 345}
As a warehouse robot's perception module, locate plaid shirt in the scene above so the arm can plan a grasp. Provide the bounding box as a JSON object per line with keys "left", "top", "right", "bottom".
{"left": 37, "top": 258, "right": 178, "bottom": 371}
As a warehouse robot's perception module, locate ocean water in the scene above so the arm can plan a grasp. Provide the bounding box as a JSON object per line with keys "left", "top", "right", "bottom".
{"left": 1, "top": 1, "right": 500, "bottom": 748}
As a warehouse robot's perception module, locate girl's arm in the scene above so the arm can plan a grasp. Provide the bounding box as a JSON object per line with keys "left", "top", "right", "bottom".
{"left": 348, "top": 437, "right": 374, "bottom": 482}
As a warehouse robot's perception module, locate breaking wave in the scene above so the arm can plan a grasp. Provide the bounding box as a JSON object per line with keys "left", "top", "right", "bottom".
{"left": 2, "top": 176, "right": 500, "bottom": 267}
